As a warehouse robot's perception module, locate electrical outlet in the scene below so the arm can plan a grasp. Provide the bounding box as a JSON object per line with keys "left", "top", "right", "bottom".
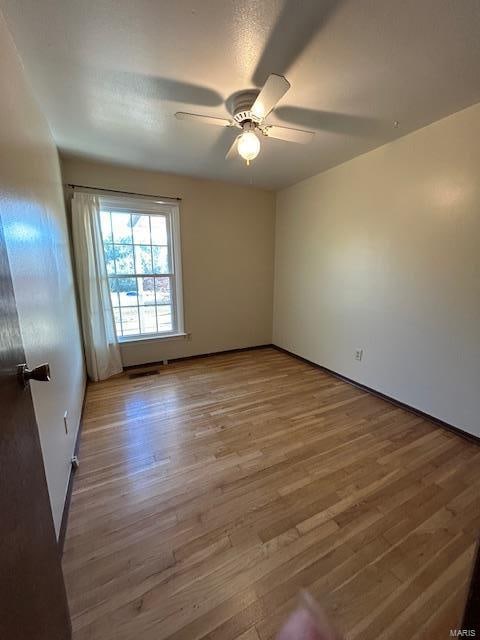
{"left": 355, "top": 349, "right": 363, "bottom": 361}
{"left": 63, "top": 411, "right": 68, "bottom": 434}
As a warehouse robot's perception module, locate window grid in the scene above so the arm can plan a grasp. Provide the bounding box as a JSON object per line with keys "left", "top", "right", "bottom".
{"left": 101, "top": 208, "right": 178, "bottom": 340}
{"left": 108, "top": 275, "right": 173, "bottom": 336}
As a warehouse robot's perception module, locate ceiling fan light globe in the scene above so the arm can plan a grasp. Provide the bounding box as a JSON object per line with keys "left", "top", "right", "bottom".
{"left": 237, "top": 131, "right": 260, "bottom": 162}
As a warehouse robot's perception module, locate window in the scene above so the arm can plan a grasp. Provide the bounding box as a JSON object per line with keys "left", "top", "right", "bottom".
{"left": 100, "top": 197, "right": 183, "bottom": 341}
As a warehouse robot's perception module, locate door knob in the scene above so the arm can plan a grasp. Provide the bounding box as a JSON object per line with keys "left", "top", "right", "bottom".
{"left": 18, "top": 363, "right": 51, "bottom": 387}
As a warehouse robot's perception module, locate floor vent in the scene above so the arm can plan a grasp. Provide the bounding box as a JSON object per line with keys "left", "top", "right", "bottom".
{"left": 128, "top": 369, "right": 160, "bottom": 379}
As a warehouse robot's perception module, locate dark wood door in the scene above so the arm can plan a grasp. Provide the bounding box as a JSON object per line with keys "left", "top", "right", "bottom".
{"left": 0, "top": 216, "right": 71, "bottom": 639}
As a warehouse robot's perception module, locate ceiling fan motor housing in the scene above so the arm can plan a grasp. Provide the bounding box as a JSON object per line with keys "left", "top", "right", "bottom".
{"left": 232, "top": 90, "right": 262, "bottom": 126}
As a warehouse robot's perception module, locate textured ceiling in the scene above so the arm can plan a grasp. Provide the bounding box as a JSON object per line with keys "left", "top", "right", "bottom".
{"left": 2, "top": 0, "right": 480, "bottom": 189}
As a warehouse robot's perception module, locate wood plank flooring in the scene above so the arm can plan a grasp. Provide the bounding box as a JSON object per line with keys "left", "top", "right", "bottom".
{"left": 63, "top": 347, "right": 480, "bottom": 639}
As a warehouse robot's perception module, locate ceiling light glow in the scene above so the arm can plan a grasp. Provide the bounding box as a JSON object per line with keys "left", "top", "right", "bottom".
{"left": 237, "top": 130, "right": 260, "bottom": 165}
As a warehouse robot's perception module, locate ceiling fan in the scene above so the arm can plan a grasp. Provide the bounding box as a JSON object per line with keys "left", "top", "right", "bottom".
{"left": 175, "top": 74, "right": 314, "bottom": 165}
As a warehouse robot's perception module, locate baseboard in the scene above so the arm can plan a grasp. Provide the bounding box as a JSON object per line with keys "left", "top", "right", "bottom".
{"left": 58, "top": 383, "right": 87, "bottom": 554}
{"left": 272, "top": 344, "right": 480, "bottom": 446}
{"left": 124, "top": 343, "right": 274, "bottom": 371}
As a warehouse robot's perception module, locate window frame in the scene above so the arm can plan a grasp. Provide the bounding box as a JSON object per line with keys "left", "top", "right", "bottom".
{"left": 99, "top": 196, "right": 184, "bottom": 343}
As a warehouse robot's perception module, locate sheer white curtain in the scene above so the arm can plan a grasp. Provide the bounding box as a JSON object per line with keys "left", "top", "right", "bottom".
{"left": 71, "top": 192, "right": 123, "bottom": 381}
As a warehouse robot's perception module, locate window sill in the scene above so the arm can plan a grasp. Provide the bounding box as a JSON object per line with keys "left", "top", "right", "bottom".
{"left": 119, "top": 332, "right": 187, "bottom": 345}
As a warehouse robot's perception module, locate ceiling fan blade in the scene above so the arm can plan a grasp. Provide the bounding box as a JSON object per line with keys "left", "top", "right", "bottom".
{"left": 175, "top": 112, "right": 234, "bottom": 127}
{"left": 251, "top": 74, "right": 291, "bottom": 120}
{"left": 263, "top": 125, "right": 314, "bottom": 144}
{"left": 225, "top": 136, "right": 239, "bottom": 159}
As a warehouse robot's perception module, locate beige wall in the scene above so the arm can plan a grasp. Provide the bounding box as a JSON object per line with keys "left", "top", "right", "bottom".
{"left": 61, "top": 155, "right": 275, "bottom": 366}
{"left": 0, "top": 14, "right": 86, "bottom": 534}
{"left": 274, "top": 102, "right": 480, "bottom": 438}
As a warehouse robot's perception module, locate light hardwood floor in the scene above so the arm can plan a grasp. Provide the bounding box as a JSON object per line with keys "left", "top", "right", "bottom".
{"left": 63, "top": 347, "right": 480, "bottom": 640}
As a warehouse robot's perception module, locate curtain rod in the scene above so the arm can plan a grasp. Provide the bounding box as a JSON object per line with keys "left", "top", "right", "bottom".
{"left": 65, "top": 183, "right": 182, "bottom": 202}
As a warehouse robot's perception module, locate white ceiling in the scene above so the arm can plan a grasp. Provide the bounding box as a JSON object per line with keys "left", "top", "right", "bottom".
{"left": 2, "top": 0, "right": 480, "bottom": 189}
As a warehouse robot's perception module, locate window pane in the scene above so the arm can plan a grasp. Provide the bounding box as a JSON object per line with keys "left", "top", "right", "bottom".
{"left": 104, "top": 244, "right": 116, "bottom": 274}
{"left": 156, "top": 304, "right": 172, "bottom": 332}
{"left": 109, "top": 285, "right": 119, "bottom": 308}
{"left": 115, "top": 244, "right": 135, "bottom": 274}
{"left": 139, "top": 306, "right": 157, "bottom": 333}
{"left": 120, "top": 306, "right": 140, "bottom": 335}
{"left": 154, "top": 277, "right": 171, "bottom": 304}
{"left": 100, "top": 211, "right": 113, "bottom": 243}
{"left": 112, "top": 212, "right": 132, "bottom": 244}
{"left": 151, "top": 215, "right": 168, "bottom": 245}
{"left": 116, "top": 277, "right": 137, "bottom": 307}
{"left": 135, "top": 245, "right": 153, "bottom": 274}
{"left": 152, "top": 246, "right": 170, "bottom": 273}
{"left": 131, "top": 215, "right": 151, "bottom": 245}
{"left": 113, "top": 307, "right": 122, "bottom": 336}
{"left": 137, "top": 277, "right": 156, "bottom": 306}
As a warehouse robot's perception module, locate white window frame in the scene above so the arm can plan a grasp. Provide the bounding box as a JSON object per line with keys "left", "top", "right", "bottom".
{"left": 99, "top": 195, "right": 184, "bottom": 343}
